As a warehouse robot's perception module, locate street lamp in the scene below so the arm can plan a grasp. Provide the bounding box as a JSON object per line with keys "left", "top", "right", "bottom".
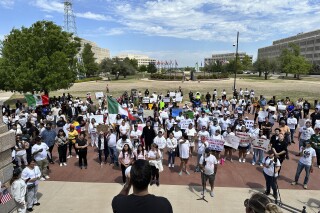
{"left": 233, "top": 31, "right": 239, "bottom": 91}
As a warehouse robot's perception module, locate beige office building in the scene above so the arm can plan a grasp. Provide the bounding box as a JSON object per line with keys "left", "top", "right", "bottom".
{"left": 204, "top": 52, "right": 252, "bottom": 66}
{"left": 80, "top": 39, "right": 110, "bottom": 63}
{"left": 258, "top": 29, "right": 320, "bottom": 65}
{"left": 114, "top": 53, "right": 156, "bottom": 67}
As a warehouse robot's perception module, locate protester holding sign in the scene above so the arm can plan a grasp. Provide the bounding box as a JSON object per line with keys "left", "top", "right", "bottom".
{"left": 210, "top": 130, "right": 224, "bottom": 163}
{"left": 223, "top": 127, "right": 236, "bottom": 162}
{"left": 252, "top": 132, "right": 267, "bottom": 167}
{"left": 237, "top": 127, "right": 251, "bottom": 163}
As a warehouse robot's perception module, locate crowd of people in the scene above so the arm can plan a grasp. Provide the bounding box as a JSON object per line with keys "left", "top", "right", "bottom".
{"left": 2, "top": 87, "right": 320, "bottom": 212}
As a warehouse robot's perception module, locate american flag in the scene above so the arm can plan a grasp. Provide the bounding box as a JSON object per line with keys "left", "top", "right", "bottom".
{"left": 0, "top": 188, "right": 12, "bottom": 204}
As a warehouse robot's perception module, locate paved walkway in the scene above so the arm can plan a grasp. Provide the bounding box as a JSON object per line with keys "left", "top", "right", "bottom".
{"left": 0, "top": 91, "right": 13, "bottom": 104}
{"left": 33, "top": 181, "right": 319, "bottom": 213}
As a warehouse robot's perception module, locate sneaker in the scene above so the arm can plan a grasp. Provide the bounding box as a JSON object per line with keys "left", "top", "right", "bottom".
{"left": 150, "top": 180, "right": 154, "bottom": 186}
{"left": 217, "top": 160, "right": 220, "bottom": 164}
{"left": 76, "top": 155, "right": 79, "bottom": 159}
{"left": 242, "top": 159, "right": 246, "bottom": 163}
{"left": 263, "top": 191, "right": 270, "bottom": 195}
{"left": 259, "top": 163, "right": 263, "bottom": 167}
{"left": 246, "top": 151, "right": 250, "bottom": 155}
{"left": 33, "top": 203, "right": 40, "bottom": 206}
{"left": 186, "top": 170, "right": 190, "bottom": 175}
{"left": 27, "top": 208, "right": 33, "bottom": 212}
{"left": 168, "top": 164, "right": 171, "bottom": 168}
{"left": 60, "top": 163, "right": 63, "bottom": 167}
{"left": 239, "top": 158, "right": 242, "bottom": 162}
{"left": 172, "top": 164, "right": 175, "bottom": 168}
{"left": 303, "top": 184, "right": 307, "bottom": 189}
{"left": 45, "top": 175, "right": 50, "bottom": 179}
{"left": 201, "top": 191, "right": 204, "bottom": 195}
{"left": 40, "top": 177, "right": 46, "bottom": 181}
{"left": 291, "top": 181, "right": 297, "bottom": 185}
{"left": 210, "top": 191, "right": 214, "bottom": 197}
{"left": 179, "top": 171, "right": 182, "bottom": 176}
{"left": 63, "top": 163, "right": 67, "bottom": 166}
{"left": 252, "top": 162, "right": 256, "bottom": 166}
{"left": 67, "top": 155, "right": 72, "bottom": 159}
{"left": 230, "top": 159, "right": 233, "bottom": 162}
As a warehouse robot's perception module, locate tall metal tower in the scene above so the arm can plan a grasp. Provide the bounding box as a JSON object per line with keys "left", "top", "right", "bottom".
{"left": 64, "top": 0, "right": 78, "bottom": 36}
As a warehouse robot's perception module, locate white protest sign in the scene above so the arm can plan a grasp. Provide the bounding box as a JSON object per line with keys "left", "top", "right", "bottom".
{"left": 236, "top": 132, "right": 251, "bottom": 144}
{"left": 176, "top": 97, "right": 183, "bottom": 102}
{"left": 149, "top": 97, "right": 157, "bottom": 103}
{"left": 252, "top": 138, "right": 270, "bottom": 152}
{"left": 142, "top": 97, "right": 150, "bottom": 103}
{"left": 180, "top": 119, "right": 193, "bottom": 129}
{"left": 207, "top": 138, "right": 225, "bottom": 152}
{"left": 163, "top": 97, "right": 171, "bottom": 103}
{"left": 89, "top": 115, "right": 104, "bottom": 124}
{"left": 268, "top": 106, "right": 276, "bottom": 112}
{"left": 176, "top": 92, "right": 181, "bottom": 98}
{"left": 224, "top": 135, "right": 240, "bottom": 149}
{"left": 245, "top": 120, "right": 254, "bottom": 129}
{"left": 143, "top": 110, "right": 154, "bottom": 118}
{"left": 95, "top": 92, "right": 104, "bottom": 99}
{"left": 137, "top": 124, "right": 145, "bottom": 132}
{"left": 278, "top": 105, "right": 287, "bottom": 111}
{"left": 169, "top": 92, "right": 176, "bottom": 97}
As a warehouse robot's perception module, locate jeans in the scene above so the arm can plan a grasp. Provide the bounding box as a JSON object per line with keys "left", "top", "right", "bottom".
{"left": 168, "top": 150, "right": 175, "bottom": 165}
{"left": 299, "top": 139, "right": 308, "bottom": 148}
{"left": 294, "top": 162, "right": 311, "bottom": 185}
{"left": 263, "top": 171, "right": 278, "bottom": 198}
{"left": 58, "top": 145, "right": 67, "bottom": 163}
{"left": 290, "top": 129, "right": 295, "bottom": 143}
{"left": 26, "top": 184, "right": 38, "bottom": 208}
{"left": 36, "top": 159, "right": 48, "bottom": 177}
{"left": 78, "top": 149, "right": 87, "bottom": 167}
{"left": 108, "top": 146, "right": 118, "bottom": 164}
{"left": 98, "top": 149, "right": 109, "bottom": 163}
{"left": 252, "top": 149, "right": 264, "bottom": 164}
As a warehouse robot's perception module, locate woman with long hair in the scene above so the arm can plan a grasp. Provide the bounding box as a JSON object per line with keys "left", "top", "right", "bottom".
{"left": 10, "top": 168, "right": 27, "bottom": 213}
{"left": 55, "top": 129, "right": 68, "bottom": 166}
{"left": 21, "top": 159, "right": 41, "bottom": 212}
{"left": 67, "top": 124, "right": 78, "bottom": 158}
{"left": 98, "top": 131, "right": 109, "bottom": 165}
{"left": 179, "top": 133, "right": 191, "bottom": 176}
{"left": 134, "top": 144, "right": 147, "bottom": 160}
{"left": 147, "top": 143, "right": 162, "bottom": 186}
{"left": 166, "top": 132, "right": 177, "bottom": 168}
{"left": 75, "top": 132, "right": 89, "bottom": 169}
{"left": 118, "top": 144, "right": 134, "bottom": 183}
{"left": 223, "top": 127, "right": 235, "bottom": 162}
{"left": 237, "top": 126, "right": 250, "bottom": 163}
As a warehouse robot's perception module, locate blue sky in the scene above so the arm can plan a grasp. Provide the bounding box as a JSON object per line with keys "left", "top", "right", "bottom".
{"left": 1, "top": 0, "right": 320, "bottom": 66}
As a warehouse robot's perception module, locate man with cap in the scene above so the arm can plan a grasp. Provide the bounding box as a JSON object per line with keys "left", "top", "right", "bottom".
{"left": 310, "top": 124, "right": 320, "bottom": 168}
{"left": 199, "top": 148, "right": 218, "bottom": 197}
{"left": 291, "top": 140, "right": 317, "bottom": 189}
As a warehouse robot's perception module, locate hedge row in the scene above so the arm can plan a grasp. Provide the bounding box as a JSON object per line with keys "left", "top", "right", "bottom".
{"left": 150, "top": 74, "right": 183, "bottom": 80}
{"left": 75, "top": 77, "right": 102, "bottom": 83}
{"left": 196, "top": 73, "right": 229, "bottom": 79}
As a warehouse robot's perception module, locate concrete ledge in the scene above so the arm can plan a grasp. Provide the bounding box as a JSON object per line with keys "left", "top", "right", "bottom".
{"left": 0, "top": 124, "right": 8, "bottom": 135}
{"left": 0, "top": 149, "right": 12, "bottom": 170}
{"left": 0, "top": 163, "right": 14, "bottom": 184}
{"left": 0, "top": 131, "right": 15, "bottom": 153}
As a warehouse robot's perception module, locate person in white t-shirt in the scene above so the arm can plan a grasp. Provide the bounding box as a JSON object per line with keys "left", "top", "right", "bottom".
{"left": 262, "top": 150, "right": 281, "bottom": 201}
{"left": 196, "top": 136, "right": 208, "bottom": 172}
{"left": 223, "top": 127, "right": 235, "bottom": 162}
{"left": 147, "top": 143, "right": 162, "bottom": 186}
{"left": 10, "top": 168, "right": 27, "bottom": 213}
{"left": 88, "top": 118, "right": 98, "bottom": 147}
{"left": 119, "top": 120, "right": 130, "bottom": 137}
{"left": 291, "top": 141, "right": 317, "bottom": 189}
{"left": 185, "top": 124, "right": 197, "bottom": 156}
{"left": 14, "top": 135, "right": 29, "bottom": 167}
{"left": 199, "top": 148, "right": 218, "bottom": 197}
{"left": 197, "top": 112, "right": 209, "bottom": 130}
{"left": 179, "top": 133, "right": 191, "bottom": 176}
{"left": 31, "top": 137, "right": 49, "bottom": 180}
{"left": 298, "top": 120, "right": 314, "bottom": 148}
{"left": 153, "top": 131, "right": 166, "bottom": 159}
{"left": 166, "top": 132, "right": 177, "bottom": 168}
{"left": 287, "top": 113, "right": 298, "bottom": 143}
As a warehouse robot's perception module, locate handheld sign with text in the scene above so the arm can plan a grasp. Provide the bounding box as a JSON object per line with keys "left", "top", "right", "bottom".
{"left": 143, "top": 110, "right": 154, "bottom": 118}
{"left": 89, "top": 115, "right": 104, "bottom": 124}
{"left": 252, "top": 138, "right": 270, "bottom": 152}
{"left": 169, "top": 92, "right": 176, "bottom": 97}
{"left": 245, "top": 120, "right": 254, "bottom": 129}
{"left": 180, "top": 119, "right": 193, "bottom": 129}
{"left": 236, "top": 132, "right": 251, "bottom": 144}
{"left": 207, "top": 138, "right": 225, "bottom": 152}
{"left": 142, "top": 97, "right": 150, "bottom": 104}
{"left": 95, "top": 92, "right": 104, "bottom": 99}
{"left": 224, "top": 135, "right": 240, "bottom": 149}
{"left": 163, "top": 97, "right": 171, "bottom": 103}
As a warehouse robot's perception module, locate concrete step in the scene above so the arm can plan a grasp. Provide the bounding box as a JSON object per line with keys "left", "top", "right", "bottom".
{"left": 0, "top": 124, "right": 8, "bottom": 135}
{"left": 0, "top": 131, "right": 15, "bottom": 153}
{"left": 0, "top": 149, "right": 12, "bottom": 170}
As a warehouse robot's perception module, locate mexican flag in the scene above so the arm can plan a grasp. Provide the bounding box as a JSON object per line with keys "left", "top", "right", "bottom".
{"left": 107, "top": 96, "right": 135, "bottom": 124}
{"left": 24, "top": 94, "right": 49, "bottom": 106}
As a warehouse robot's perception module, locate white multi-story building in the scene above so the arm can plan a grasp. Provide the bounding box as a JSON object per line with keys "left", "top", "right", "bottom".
{"left": 80, "top": 38, "right": 110, "bottom": 63}
{"left": 258, "top": 30, "right": 320, "bottom": 66}
{"left": 114, "top": 53, "right": 156, "bottom": 67}
{"left": 204, "top": 52, "right": 252, "bottom": 66}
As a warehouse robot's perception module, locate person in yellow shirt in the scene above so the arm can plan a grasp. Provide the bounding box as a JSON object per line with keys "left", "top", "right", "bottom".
{"left": 68, "top": 125, "right": 79, "bottom": 158}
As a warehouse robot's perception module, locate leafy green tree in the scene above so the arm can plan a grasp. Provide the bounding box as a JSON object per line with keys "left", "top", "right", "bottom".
{"left": 82, "top": 43, "right": 99, "bottom": 77}
{"left": 283, "top": 55, "right": 311, "bottom": 79}
{"left": 0, "top": 21, "right": 81, "bottom": 93}
{"left": 147, "top": 63, "right": 157, "bottom": 73}
{"left": 241, "top": 54, "right": 252, "bottom": 70}
{"left": 139, "top": 64, "right": 147, "bottom": 72}
{"left": 253, "top": 58, "right": 269, "bottom": 78}
{"left": 99, "top": 58, "right": 113, "bottom": 74}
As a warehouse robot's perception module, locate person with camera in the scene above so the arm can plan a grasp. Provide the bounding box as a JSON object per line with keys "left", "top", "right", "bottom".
{"left": 262, "top": 150, "right": 281, "bottom": 202}
{"left": 112, "top": 160, "right": 172, "bottom": 213}
{"left": 21, "top": 159, "right": 42, "bottom": 212}
{"left": 291, "top": 140, "right": 317, "bottom": 189}
{"left": 31, "top": 137, "right": 49, "bottom": 180}
{"left": 199, "top": 148, "right": 218, "bottom": 197}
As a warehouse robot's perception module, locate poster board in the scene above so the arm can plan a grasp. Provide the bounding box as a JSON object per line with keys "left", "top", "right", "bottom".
{"left": 169, "top": 92, "right": 176, "bottom": 97}
{"left": 142, "top": 97, "right": 150, "bottom": 103}
{"left": 176, "top": 97, "right": 183, "bottom": 102}
{"left": 245, "top": 120, "right": 254, "bottom": 129}
{"left": 89, "top": 115, "right": 104, "bottom": 124}
{"left": 180, "top": 119, "right": 193, "bottom": 129}
{"left": 143, "top": 110, "right": 154, "bottom": 118}
{"left": 236, "top": 132, "right": 251, "bottom": 144}
{"left": 278, "top": 105, "right": 287, "bottom": 111}
{"left": 207, "top": 138, "right": 225, "bottom": 152}
{"left": 172, "top": 108, "right": 182, "bottom": 117}
{"left": 95, "top": 92, "right": 104, "bottom": 99}
{"left": 224, "top": 135, "right": 240, "bottom": 149}
{"left": 176, "top": 92, "right": 182, "bottom": 98}
{"left": 268, "top": 106, "right": 276, "bottom": 112}
{"left": 252, "top": 138, "right": 270, "bottom": 152}
{"left": 163, "top": 97, "right": 171, "bottom": 103}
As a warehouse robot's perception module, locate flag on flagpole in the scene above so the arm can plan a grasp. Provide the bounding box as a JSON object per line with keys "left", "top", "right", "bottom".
{"left": 0, "top": 189, "right": 12, "bottom": 204}
{"left": 107, "top": 96, "right": 135, "bottom": 124}
{"left": 24, "top": 94, "right": 49, "bottom": 106}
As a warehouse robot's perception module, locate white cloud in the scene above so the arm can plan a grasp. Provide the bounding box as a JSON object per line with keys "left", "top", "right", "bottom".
{"left": 107, "top": 0, "right": 320, "bottom": 42}
{"left": 44, "top": 14, "right": 53, "bottom": 19}
{"left": 0, "top": 0, "right": 14, "bottom": 8}
{"left": 31, "top": 0, "right": 109, "bottom": 21}
{"left": 81, "top": 27, "right": 124, "bottom": 37}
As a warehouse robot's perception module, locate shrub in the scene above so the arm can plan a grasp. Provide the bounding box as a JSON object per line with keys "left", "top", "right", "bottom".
{"left": 75, "top": 77, "right": 102, "bottom": 83}
{"left": 196, "top": 73, "right": 229, "bottom": 79}
{"left": 150, "top": 74, "right": 183, "bottom": 80}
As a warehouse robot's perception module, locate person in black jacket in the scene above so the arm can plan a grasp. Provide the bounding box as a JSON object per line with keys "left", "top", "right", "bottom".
{"left": 270, "top": 130, "right": 287, "bottom": 175}
{"left": 98, "top": 131, "right": 109, "bottom": 165}
{"left": 141, "top": 121, "right": 156, "bottom": 151}
{"left": 302, "top": 100, "right": 311, "bottom": 119}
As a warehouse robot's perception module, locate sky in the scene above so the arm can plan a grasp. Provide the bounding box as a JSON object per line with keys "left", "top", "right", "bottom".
{"left": 1, "top": 0, "right": 320, "bottom": 66}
